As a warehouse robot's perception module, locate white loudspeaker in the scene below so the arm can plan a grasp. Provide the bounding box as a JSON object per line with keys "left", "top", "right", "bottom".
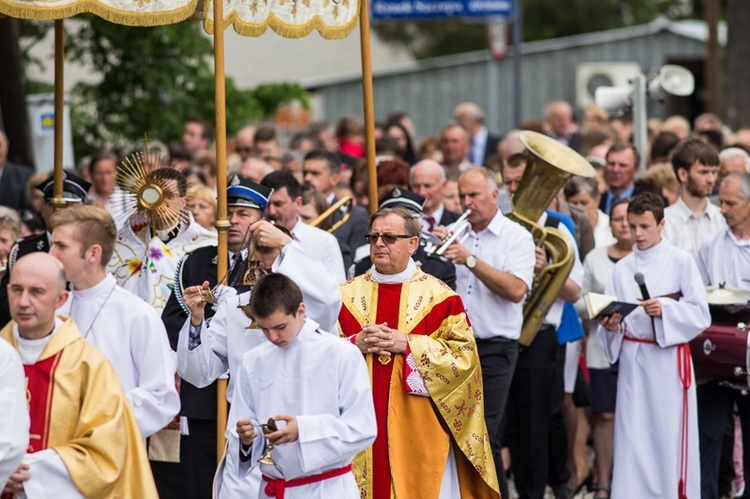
{"left": 649, "top": 65, "right": 695, "bottom": 100}
{"left": 594, "top": 86, "right": 633, "bottom": 115}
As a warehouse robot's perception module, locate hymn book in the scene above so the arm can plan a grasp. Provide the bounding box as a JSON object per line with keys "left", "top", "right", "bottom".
{"left": 584, "top": 293, "right": 639, "bottom": 320}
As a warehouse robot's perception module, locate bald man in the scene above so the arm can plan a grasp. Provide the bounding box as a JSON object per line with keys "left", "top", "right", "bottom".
{"left": 409, "top": 159, "right": 460, "bottom": 231}
{"left": 453, "top": 102, "right": 502, "bottom": 167}
{"left": 1, "top": 253, "right": 156, "bottom": 498}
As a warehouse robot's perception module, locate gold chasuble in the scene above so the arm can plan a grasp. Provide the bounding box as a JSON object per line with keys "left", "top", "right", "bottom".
{"left": 338, "top": 269, "right": 500, "bottom": 499}
{"left": 0, "top": 316, "right": 158, "bottom": 498}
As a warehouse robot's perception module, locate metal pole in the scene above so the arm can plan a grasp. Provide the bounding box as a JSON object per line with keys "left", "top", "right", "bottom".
{"left": 52, "top": 20, "right": 65, "bottom": 211}
{"left": 511, "top": 0, "right": 522, "bottom": 127}
{"left": 632, "top": 74, "right": 648, "bottom": 173}
{"left": 213, "top": 0, "right": 230, "bottom": 462}
{"left": 359, "top": 0, "right": 378, "bottom": 214}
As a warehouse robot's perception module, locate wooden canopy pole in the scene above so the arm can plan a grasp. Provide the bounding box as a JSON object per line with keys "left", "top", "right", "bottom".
{"left": 359, "top": 0, "right": 378, "bottom": 214}
{"left": 213, "top": 0, "right": 230, "bottom": 462}
{"left": 51, "top": 20, "right": 66, "bottom": 211}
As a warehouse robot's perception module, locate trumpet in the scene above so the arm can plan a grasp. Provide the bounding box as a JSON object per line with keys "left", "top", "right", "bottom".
{"left": 424, "top": 209, "right": 472, "bottom": 256}
{"left": 310, "top": 195, "right": 353, "bottom": 233}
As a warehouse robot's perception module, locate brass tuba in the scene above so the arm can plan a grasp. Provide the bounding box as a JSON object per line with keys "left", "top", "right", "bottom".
{"left": 510, "top": 131, "right": 595, "bottom": 347}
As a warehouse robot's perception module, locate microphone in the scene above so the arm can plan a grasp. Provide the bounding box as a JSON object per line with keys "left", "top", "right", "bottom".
{"left": 634, "top": 273, "right": 651, "bottom": 300}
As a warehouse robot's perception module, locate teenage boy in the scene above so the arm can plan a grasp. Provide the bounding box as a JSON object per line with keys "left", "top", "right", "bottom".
{"left": 49, "top": 205, "right": 180, "bottom": 438}
{"left": 231, "top": 273, "right": 376, "bottom": 499}
{"left": 598, "top": 192, "right": 710, "bottom": 498}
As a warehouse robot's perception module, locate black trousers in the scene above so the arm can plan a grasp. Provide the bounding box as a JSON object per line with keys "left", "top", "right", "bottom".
{"left": 698, "top": 382, "right": 750, "bottom": 499}
{"left": 151, "top": 418, "right": 217, "bottom": 499}
{"left": 506, "top": 326, "right": 564, "bottom": 499}
{"left": 476, "top": 336, "right": 519, "bottom": 499}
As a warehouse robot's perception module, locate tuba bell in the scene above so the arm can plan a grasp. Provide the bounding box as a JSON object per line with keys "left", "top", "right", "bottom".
{"left": 510, "top": 131, "right": 595, "bottom": 347}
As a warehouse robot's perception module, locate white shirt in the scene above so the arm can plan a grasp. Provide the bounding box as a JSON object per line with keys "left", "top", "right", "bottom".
{"left": 421, "top": 204, "right": 446, "bottom": 232}
{"left": 455, "top": 210, "right": 536, "bottom": 340}
{"left": 291, "top": 217, "right": 346, "bottom": 284}
{"left": 539, "top": 212, "right": 584, "bottom": 329}
{"left": 593, "top": 210, "right": 616, "bottom": 249}
{"left": 471, "top": 127, "right": 489, "bottom": 166}
{"left": 697, "top": 227, "right": 750, "bottom": 288}
{"left": 177, "top": 241, "right": 342, "bottom": 402}
{"left": 57, "top": 274, "right": 180, "bottom": 438}
{"left": 575, "top": 247, "right": 617, "bottom": 369}
{"left": 223, "top": 319, "right": 376, "bottom": 499}
{"left": 663, "top": 197, "right": 726, "bottom": 257}
{"left": 0, "top": 337, "right": 29, "bottom": 488}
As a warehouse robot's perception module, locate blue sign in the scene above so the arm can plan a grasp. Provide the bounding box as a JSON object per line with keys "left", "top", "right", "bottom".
{"left": 371, "top": 0, "right": 512, "bottom": 20}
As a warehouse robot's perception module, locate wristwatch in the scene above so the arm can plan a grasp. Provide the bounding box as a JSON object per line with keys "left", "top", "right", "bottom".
{"left": 465, "top": 255, "right": 477, "bottom": 270}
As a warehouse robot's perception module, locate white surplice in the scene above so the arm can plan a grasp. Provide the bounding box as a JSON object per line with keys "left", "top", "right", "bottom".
{"left": 0, "top": 337, "right": 29, "bottom": 488}
{"left": 176, "top": 241, "right": 342, "bottom": 402}
{"left": 599, "top": 240, "right": 710, "bottom": 499}
{"left": 57, "top": 274, "right": 180, "bottom": 438}
{"left": 291, "top": 217, "right": 346, "bottom": 284}
{"left": 225, "top": 319, "right": 376, "bottom": 499}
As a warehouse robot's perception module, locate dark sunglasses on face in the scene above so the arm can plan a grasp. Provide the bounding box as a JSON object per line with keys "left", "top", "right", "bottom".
{"left": 365, "top": 233, "right": 413, "bottom": 245}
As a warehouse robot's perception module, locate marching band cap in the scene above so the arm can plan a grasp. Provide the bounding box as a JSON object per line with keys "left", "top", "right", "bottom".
{"left": 35, "top": 172, "right": 91, "bottom": 203}
{"left": 227, "top": 174, "right": 273, "bottom": 211}
{"left": 378, "top": 187, "right": 425, "bottom": 216}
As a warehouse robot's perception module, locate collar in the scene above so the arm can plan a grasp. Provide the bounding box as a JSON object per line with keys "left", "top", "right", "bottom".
{"left": 473, "top": 126, "right": 489, "bottom": 143}
{"left": 71, "top": 273, "right": 116, "bottom": 300}
{"left": 633, "top": 238, "right": 669, "bottom": 261}
{"left": 476, "top": 209, "right": 506, "bottom": 236}
{"left": 673, "top": 196, "right": 719, "bottom": 221}
{"left": 425, "top": 203, "right": 445, "bottom": 222}
{"left": 326, "top": 192, "right": 336, "bottom": 205}
{"left": 370, "top": 258, "right": 417, "bottom": 284}
{"left": 727, "top": 227, "right": 750, "bottom": 247}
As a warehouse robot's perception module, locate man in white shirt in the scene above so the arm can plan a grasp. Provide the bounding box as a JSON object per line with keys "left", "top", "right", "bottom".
{"left": 49, "top": 205, "right": 180, "bottom": 438}
{"left": 232, "top": 273, "right": 377, "bottom": 499}
{"left": 696, "top": 172, "right": 750, "bottom": 499}
{"left": 262, "top": 171, "right": 346, "bottom": 283}
{"left": 663, "top": 138, "right": 725, "bottom": 256}
{"left": 409, "top": 159, "right": 460, "bottom": 231}
{"left": 438, "top": 167, "right": 536, "bottom": 499}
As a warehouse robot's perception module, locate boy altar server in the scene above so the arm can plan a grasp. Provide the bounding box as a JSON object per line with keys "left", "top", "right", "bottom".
{"left": 49, "top": 205, "right": 180, "bottom": 438}
{"left": 232, "top": 273, "right": 376, "bottom": 499}
{"left": 599, "top": 192, "right": 710, "bottom": 499}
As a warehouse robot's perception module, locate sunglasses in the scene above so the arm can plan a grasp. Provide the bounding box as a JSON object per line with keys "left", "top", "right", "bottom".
{"left": 365, "top": 233, "right": 414, "bottom": 245}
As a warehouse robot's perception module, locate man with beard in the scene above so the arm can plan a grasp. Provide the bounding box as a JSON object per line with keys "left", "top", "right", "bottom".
{"left": 663, "top": 139, "right": 725, "bottom": 257}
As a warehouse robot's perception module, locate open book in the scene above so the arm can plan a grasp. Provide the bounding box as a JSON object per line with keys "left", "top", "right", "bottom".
{"left": 584, "top": 293, "right": 639, "bottom": 320}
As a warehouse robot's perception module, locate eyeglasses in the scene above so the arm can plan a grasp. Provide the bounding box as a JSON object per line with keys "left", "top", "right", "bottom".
{"left": 365, "top": 233, "right": 414, "bottom": 245}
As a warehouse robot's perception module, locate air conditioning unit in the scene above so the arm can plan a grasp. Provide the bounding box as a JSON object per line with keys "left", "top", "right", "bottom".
{"left": 576, "top": 63, "right": 642, "bottom": 110}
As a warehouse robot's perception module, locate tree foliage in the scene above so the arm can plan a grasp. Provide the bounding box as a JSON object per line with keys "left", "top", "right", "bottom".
{"left": 19, "top": 18, "right": 310, "bottom": 161}
{"left": 374, "top": 0, "right": 694, "bottom": 59}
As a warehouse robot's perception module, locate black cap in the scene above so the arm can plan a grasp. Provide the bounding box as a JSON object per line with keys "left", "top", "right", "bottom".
{"left": 227, "top": 174, "right": 273, "bottom": 210}
{"left": 378, "top": 187, "right": 425, "bottom": 215}
{"left": 35, "top": 172, "right": 91, "bottom": 203}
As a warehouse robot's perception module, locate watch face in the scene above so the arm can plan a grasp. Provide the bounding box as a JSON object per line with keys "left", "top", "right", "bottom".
{"left": 466, "top": 256, "right": 477, "bottom": 269}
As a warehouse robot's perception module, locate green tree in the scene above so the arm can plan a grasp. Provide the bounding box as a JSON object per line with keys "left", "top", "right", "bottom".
{"left": 374, "top": 0, "right": 692, "bottom": 59}
{"left": 18, "top": 18, "right": 311, "bottom": 162}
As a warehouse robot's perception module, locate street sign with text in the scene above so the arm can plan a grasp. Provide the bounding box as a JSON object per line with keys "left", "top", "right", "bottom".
{"left": 371, "top": 0, "right": 512, "bottom": 20}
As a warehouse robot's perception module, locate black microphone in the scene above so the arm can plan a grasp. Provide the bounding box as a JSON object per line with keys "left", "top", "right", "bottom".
{"left": 634, "top": 273, "right": 651, "bottom": 300}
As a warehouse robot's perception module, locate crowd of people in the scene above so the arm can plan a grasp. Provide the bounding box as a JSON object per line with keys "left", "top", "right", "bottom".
{"left": 0, "top": 98, "right": 749, "bottom": 499}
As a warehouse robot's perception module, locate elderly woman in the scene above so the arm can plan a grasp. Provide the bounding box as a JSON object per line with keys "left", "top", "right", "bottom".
{"left": 186, "top": 184, "right": 217, "bottom": 234}
{"left": 564, "top": 176, "right": 615, "bottom": 248}
{"left": 576, "top": 198, "right": 633, "bottom": 499}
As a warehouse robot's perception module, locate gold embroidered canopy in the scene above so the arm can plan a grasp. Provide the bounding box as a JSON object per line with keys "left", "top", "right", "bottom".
{"left": 202, "top": 0, "right": 360, "bottom": 39}
{"left": 0, "top": 0, "right": 196, "bottom": 25}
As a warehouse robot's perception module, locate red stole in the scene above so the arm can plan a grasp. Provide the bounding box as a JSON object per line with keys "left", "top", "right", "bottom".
{"left": 24, "top": 352, "right": 63, "bottom": 453}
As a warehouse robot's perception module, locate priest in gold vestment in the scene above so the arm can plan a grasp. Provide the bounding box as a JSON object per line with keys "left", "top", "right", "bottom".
{"left": 0, "top": 253, "right": 157, "bottom": 498}
{"left": 338, "top": 207, "right": 500, "bottom": 499}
